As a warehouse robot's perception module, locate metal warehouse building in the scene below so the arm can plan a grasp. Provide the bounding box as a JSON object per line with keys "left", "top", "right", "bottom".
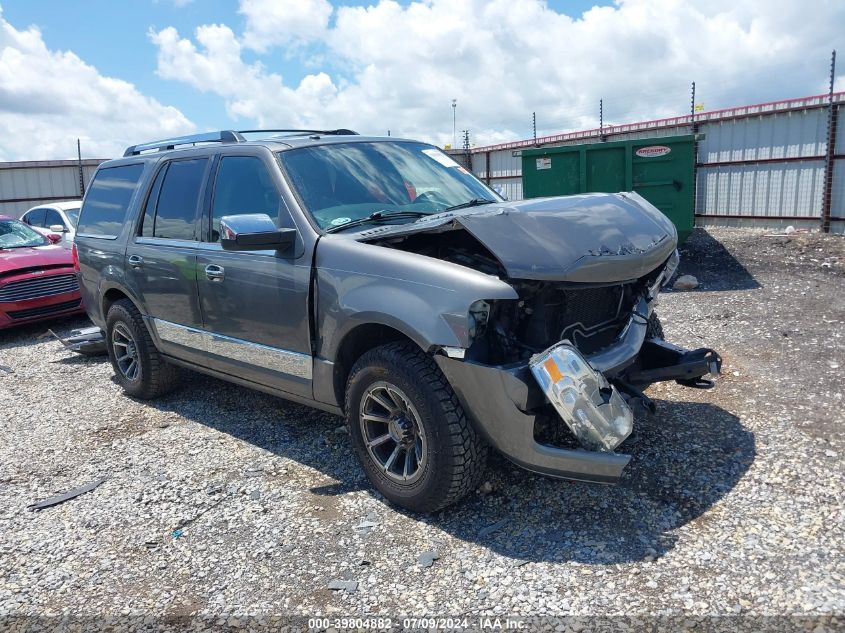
{"left": 0, "top": 159, "right": 105, "bottom": 218}
{"left": 460, "top": 92, "right": 845, "bottom": 233}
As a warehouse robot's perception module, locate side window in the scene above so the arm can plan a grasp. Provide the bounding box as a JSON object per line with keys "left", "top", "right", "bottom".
{"left": 142, "top": 158, "right": 207, "bottom": 241}
{"left": 44, "top": 209, "right": 64, "bottom": 229}
{"left": 23, "top": 209, "right": 46, "bottom": 227}
{"left": 211, "top": 156, "right": 281, "bottom": 241}
{"left": 77, "top": 164, "right": 145, "bottom": 238}
{"left": 140, "top": 165, "right": 167, "bottom": 238}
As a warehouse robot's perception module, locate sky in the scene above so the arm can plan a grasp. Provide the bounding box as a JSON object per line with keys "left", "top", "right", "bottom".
{"left": 0, "top": 0, "right": 843, "bottom": 161}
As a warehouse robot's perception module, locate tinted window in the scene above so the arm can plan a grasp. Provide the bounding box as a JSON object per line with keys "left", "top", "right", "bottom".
{"left": 211, "top": 156, "right": 280, "bottom": 241}
{"left": 44, "top": 209, "right": 64, "bottom": 229}
{"left": 140, "top": 165, "right": 168, "bottom": 238}
{"left": 23, "top": 208, "right": 46, "bottom": 227}
{"left": 64, "top": 208, "right": 80, "bottom": 228}
{"left": 77, "top": 164, "right": 144, "bottom": 237}
{"left": 149, "top": 159, "right": 207, "bottom": 240}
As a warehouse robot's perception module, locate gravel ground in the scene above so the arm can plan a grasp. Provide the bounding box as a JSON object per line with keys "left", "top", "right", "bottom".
{"left": 0, "top": 227, "right": 843, "bottom": 629}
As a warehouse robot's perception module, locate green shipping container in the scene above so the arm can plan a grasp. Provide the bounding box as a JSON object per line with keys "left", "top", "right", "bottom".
{"left": 521, "top": 134, "right": 696, "bottom": 243}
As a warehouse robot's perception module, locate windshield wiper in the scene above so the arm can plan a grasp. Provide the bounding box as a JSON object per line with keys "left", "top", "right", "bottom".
{"left": 442, "top": 198, "right": 496, "bottom": 212}
{"left": 324, "top": 210, "right": 430, "bottom": 234}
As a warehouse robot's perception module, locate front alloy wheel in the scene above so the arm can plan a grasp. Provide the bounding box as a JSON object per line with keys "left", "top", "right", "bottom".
{"left": 345, "top": 342, "right": 488, "bottom": 513}
{"left": 360, "top": 381, "right": 427, "bottom": 483}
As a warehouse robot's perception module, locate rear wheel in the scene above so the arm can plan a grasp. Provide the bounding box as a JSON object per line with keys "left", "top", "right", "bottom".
{"left": 345, "top": 342, "right": 487, "bottom": 512}
{"left": 105, "top": 299, "right": 181, "bottom": 399}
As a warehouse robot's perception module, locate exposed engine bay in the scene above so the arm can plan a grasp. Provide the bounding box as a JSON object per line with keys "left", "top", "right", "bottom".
{"left": 370, "top": 228, "right": 663, "bottom": 364}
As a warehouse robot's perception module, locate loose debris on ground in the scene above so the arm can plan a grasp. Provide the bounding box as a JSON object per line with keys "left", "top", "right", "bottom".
{"left": 0, "top": 227, "right": 843, "bottom": 620}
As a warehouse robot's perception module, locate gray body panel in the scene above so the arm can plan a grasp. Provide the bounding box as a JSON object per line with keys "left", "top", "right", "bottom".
{"left": 314, "top": 236, "right": 517, "bottom": 357}
{"left": 352, "top": 191, "right": 677, "bottom": 283}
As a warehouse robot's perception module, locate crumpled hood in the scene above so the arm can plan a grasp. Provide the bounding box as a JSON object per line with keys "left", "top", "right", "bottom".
{"left": 0, "top": 245, "right": 73, "bottom": 275}
{"left": 454, "top": 192, "right": 677, "bottom": 281}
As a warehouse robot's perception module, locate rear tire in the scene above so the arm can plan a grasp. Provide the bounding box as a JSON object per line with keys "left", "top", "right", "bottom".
{"left": 105, "top": 299, "right": 181, "bottom": 399}
{"left": 345, "top": 342, "right": 487, "bottom": 513}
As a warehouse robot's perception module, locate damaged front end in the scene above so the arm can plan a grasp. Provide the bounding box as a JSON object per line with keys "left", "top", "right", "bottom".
{"left": 432, "top": 259, "right": 721, "bottom": 483}
{"left": 365, "top": 193, "right": 722, "bottom": 484}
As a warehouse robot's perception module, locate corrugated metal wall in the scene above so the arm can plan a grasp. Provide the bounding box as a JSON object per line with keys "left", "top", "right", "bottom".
{"left": 0, "top": 160, "right": 104, "bottom": 217}
{"left": 695, "top": 108, "right": 831, "bottom": 221}
{"left": 467, "top": 94, "right": 844, "bottom": 231}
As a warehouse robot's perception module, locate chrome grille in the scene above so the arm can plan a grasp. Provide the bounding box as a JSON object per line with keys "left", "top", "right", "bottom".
{"left": 0, "top": 274, "right": 79, "bottom": 303}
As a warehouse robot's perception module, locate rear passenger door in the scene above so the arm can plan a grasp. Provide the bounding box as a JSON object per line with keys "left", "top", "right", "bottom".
{"left": 125, "top": 157, "right": 210, "bottom": 364}
{"left": 195, "top": 153, "right": 312, "bottom": 397}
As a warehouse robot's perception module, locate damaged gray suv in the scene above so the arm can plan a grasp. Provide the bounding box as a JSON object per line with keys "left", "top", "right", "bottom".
{"left": 74, "top": 129, "right": 721, "bottom": 512}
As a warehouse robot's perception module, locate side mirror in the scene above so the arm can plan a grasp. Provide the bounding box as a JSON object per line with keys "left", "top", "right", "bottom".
{"left": 219, "top": 214, "right": 297, "bottom": 252}
{"left": 49, "top": 224, "right": 67, "bottom": 233}
{"left": 46, "top": 233, "right": 62, "bottom": 244}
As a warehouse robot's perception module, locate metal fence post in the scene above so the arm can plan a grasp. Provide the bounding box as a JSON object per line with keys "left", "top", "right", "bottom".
{"left": 821, "top": 50, "right": 837, "bottom": 233}
{"left": 77, "top": 139, "right": 85, "bottom": 197}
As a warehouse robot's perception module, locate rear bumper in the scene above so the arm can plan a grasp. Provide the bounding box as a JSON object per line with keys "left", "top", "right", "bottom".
{"left": 435, "top": 305, "right": 720, "bottom": 484}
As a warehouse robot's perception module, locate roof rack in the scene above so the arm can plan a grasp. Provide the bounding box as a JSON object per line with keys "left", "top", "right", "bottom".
{"left": 123, "top": 128, "right": 359, "bottom": 156}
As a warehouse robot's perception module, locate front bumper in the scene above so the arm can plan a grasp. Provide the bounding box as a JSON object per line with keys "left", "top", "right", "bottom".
{"left": 435, "top": 299, "right": 721, "bottom": 484}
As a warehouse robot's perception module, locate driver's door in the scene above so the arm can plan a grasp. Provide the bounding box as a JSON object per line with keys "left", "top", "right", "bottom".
{"left": 195, "top": 153, "right": 312, "bottom": 397}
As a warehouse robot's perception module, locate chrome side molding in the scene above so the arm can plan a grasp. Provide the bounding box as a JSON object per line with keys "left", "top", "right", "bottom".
{"left": 152, "top": 318, "right": 312, "bottom": 379}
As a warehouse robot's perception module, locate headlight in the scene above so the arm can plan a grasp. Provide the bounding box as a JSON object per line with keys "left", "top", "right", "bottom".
{"left": 468, "top": 300, "right": 490, "bottom": 341}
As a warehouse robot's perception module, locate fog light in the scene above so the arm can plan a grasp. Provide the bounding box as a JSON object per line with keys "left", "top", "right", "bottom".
{"left": 530, "top": 343, "right": 633, "bottom": 452}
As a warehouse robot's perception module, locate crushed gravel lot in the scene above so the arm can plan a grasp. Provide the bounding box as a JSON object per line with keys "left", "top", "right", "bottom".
{"left": 1, "top": 227, "right": 843, "bottom": 627}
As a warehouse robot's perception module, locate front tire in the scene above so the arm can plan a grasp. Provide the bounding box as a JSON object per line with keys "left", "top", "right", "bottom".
{"left": 345, "top": 342, "right": 487, "bottom": 512}
{"left": 105, "top": 299, "right": 181, "bottom": 399}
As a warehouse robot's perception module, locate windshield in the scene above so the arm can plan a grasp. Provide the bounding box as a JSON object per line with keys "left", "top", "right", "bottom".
{"left": 277, "top": 141, "right": 500, "bottom": 231}
{"left": 0, "top": 219, "right": 49, "bottom": 249}
{"left": 65, "top": 208, "right": 80, "bottom": 228}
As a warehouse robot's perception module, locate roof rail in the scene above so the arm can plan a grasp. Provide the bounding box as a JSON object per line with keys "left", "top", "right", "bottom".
{"left": 123, "top": 128, "right": 360, "bottom": 157}
{"left": 237, "top": 129, "right": 359, "bottom": 137}
{"left": 123, "top": 131, "right": 244, "bottom": 157}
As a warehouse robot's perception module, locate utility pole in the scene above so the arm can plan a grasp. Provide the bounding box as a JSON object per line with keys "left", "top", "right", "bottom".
{"left": 532, "top": 111, "right": 537, "bottom": 146}
{"left": 451, "top": 99, "right": 457, "bottom": 149}
{"left": 821, "top": 50, "right": 837, "bottom": 233}
{"left": 77, "top": 139, "right": 85, "bottom": 197}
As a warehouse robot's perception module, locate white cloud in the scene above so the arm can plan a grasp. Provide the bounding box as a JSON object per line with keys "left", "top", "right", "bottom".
{"left": 0, "top": 7, "right": 194, "bottom": 161}
{"left": 154, "top": 0, "right": 844, "bottom": 148}
{"left": 239, "top": 0, "right": 333, "bottom": 51}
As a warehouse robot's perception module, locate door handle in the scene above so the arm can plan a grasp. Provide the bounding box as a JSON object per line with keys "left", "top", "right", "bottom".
{"left": 205, "top": 264, "right": 225, "bottom": 281}
{"left": 127, "top": 255, "right": 144, "bottom": 268}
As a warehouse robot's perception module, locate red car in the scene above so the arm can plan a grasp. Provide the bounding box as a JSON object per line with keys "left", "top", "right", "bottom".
{"left": 0, "top": 215, "right": 84, "bottom": 329}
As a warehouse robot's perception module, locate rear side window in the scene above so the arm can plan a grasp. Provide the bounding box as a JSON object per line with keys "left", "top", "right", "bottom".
{"left": 141, "top": 159, "right": 207, "bottom": 240}
{"left": 77, "top": 164, "right": 144, "bottom": 238}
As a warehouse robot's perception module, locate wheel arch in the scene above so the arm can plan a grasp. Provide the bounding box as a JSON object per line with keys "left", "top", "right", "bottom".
{"left": 331, "top": 322, "right": 423, "bottom": 412}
